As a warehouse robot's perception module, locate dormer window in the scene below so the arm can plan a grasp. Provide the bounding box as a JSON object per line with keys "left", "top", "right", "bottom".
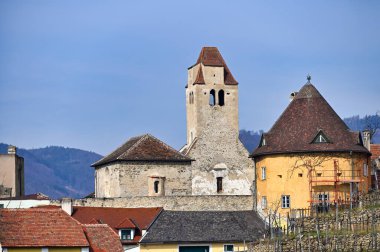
{"left": 119, "top": 229, "right": 134, "bottom": 240}
{"left": 259, "top": 136, "right": 266, "bottom": 147}
{"left": 312, "top": 131, "right": 330, "bottom": 144}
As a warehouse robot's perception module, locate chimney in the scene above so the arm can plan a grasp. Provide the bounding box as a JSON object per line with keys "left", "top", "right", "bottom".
{"left": 61, "top": 198, "right": 73, "bottom": 216}
{"left": 289, "top": 92, "right": 298, "bottom": 101}
{"left": 7, "top": 145, "right": 17, "bottom": 155}
{"left": 362, "top": 130, "right": 371, "bottom": 151}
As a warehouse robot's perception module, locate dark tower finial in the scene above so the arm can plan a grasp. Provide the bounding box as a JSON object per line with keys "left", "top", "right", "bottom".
{"left": 307, "top": 74, "right": 311, "bottom": 83}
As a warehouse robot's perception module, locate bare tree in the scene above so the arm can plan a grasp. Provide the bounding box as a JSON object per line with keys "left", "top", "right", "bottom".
{"left": 364, "top": 111, "right": 380, "bottom": 143}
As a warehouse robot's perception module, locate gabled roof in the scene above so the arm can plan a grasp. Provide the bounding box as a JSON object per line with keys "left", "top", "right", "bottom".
{"left": 82, "top": 224, "right": 124, "bottom": 252}
{"left": 0, "top": 208, "right": 89, "bottom": 248}
{"left": 190, "top": 47, "right": 238, "bottom": 85}
{"left": 72, "top": 206, "right": 163, "bottom": 244}
{"left": 252, "top": 83, "right": 370, "bottom": 157}
{"left": 116, "top": 218, "right": 137, "bottom": 229}
{"left": 194, "top": 66, "right": 205, "bottom": 84}
{"left": 92, "top": 134, "right": 192, "bottom": 167}
{"left": 140, "top": 211, "right": 265, "bottom": 244}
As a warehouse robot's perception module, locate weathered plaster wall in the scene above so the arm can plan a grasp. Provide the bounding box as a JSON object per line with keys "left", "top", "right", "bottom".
{"left": 56, "top": 195, "right": 254, "bottom": 211}
{"left": 95, "top": 162, "right": 192, "bottom": 198}
{"left": 188, "top": 126, "right": 254, "bottom": 196}
{"left": 255, "top": 153, "right": 370, "bottom": 216}
{"left": 0, "top": 154, "right": 24, "bottom": 198}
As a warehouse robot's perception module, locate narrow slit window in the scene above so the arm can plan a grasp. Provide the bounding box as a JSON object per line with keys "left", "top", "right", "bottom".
{"left": 154, "top": 181, "right": 159, "bottom": 193}
{"left": 217, "top": 177, "right": 223, "bottom": 193}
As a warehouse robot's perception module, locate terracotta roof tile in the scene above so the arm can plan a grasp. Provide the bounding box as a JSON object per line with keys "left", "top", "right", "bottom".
{"left": 116, "top": 218, "right": 137, "bottom": 229}
{"left": 0, "top": 208, "right": 89, "bottom": 247}
{"left": 92, "top": 134, "right": 192, "bottom": 167}
{"left": 194, "top": 66, "right": 205, "bottom": 84}
{"left": 72, "top": 207, "right": 162, "bottom": 244}
{"left": 191, "top": 47, "right": 238, "bottom": 85}
{"left": 371, "top": 144, "right": 380, "bottom": 160}
{"left": 82, "top": 224, "right": 124, "bottom": 252}
{"left": 252, "top": 83, "right": 370, "bottom": 157}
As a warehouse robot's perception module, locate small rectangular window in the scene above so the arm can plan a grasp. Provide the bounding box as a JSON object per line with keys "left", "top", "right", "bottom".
{"left": 217, "top": 177, "right": 223, "bottom": 193}
{"left": 261, "top": 196, "right": 267, "bottom": 209}
{"left": 0, "top": 204, "right": 4, "bottom": 209}
{"left": 363, "top": 163, "right": 368, "bottom": 177}
{"left": 298, "top": 173, "right": 303, "bottom": 177}
{"left": 261, "top": 167, "right": 266, "bottom": 180}
{"left": 120, "top": 229, "right": 134, "bottom": 240}
{"left": 317, "top": 173, "right": 322, "bottom": 177}
{"left": 281, "top": 195, "right": 290, "bottom": 208}
{"left": 224, "top": 245, "right": 234, "bottom": 252}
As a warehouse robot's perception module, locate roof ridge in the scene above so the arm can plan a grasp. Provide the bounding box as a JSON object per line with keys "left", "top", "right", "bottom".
{"left": 92, "top": 134, "right": 146, "bottom": 166}
{"left": 121, "top": 134, "right": 150, "bottom": 160}
{"left": 145, "top": 134, "right": 190, "bottom": 159}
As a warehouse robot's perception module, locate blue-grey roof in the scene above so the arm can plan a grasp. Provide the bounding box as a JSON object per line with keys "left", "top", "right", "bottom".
{"left": 140, "top": 210, "right": 265, "bottom": 244}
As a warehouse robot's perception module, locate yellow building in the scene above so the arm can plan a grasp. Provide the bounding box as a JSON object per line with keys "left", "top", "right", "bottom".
{"left": 252, "top": 78, "right": 371, "bottom": 217}
{"left": 140, "top": 210, "right": 265, "bottom": 252}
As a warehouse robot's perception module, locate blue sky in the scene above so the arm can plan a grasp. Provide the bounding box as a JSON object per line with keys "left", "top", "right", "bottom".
{"left": 0, "top": 1, "right": 379, "bottom": 155}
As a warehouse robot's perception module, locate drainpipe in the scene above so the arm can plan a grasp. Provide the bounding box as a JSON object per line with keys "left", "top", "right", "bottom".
{"left": 350, "top": 151, "right": 353, "bottom": 210}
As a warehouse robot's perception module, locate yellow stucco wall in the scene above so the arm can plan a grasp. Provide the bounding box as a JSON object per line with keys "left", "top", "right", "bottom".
{"left": 255, "top": 153, "right": 370, "bottom": 216}
{"left": 140, "top": 242, "right": 247, "bottom": 252}
{"left": 6, "top": 248, "right": 82, "bottom": 252}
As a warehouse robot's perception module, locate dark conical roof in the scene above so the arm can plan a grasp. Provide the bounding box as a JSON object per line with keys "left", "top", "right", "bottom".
{"left": 252, "top": 83, "right": 370, "bottom": 157}
{"left": 190, "top": 47, "right": 238, "bottom": 85}
{"left": 92, "top": 134, "right": 192, "bottom": 166}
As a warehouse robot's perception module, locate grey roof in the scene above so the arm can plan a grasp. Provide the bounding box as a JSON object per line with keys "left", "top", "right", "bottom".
{"left": 140, "top": 211, "right": 265, "bottom": 244}
{"left": 92, "top": 134, "right": 192, "bottom": 167}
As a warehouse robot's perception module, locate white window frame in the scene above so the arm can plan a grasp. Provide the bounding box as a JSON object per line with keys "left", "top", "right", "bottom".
{"left": 224, "top": 244, "right": 234, "bottom": 252}
{"left": 363, "top": 163, "right": 368, "bottom": 177}
{"left": 261, "top": 196, "right": 267, "bottom": 209}
{"left": 318, "top": 193, "right": 329, "bottom": 202}
{"left": 281, "top": 195, "right": 290, "bottom": 208}
{"left": 261, "top": 167, "right": 266, "bottom": 180}
{"left": 119, "top": 228, "right": 135, "bottom": 240}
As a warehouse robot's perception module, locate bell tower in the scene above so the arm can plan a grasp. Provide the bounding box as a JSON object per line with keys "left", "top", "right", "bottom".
{"left": 185, "top": 47, "right": 239, "bottom": 146}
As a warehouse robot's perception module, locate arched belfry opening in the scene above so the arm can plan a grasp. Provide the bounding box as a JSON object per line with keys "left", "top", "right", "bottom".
{"left": 209, "top": 89, "right": 216, "bottom": 106}
{"left": 218, "top": 90, "right": 225, "bottom": 106}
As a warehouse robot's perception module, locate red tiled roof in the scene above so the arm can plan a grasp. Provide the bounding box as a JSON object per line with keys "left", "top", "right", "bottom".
{"left": 194, "top": 66, "right": 205, "bottom": 84}
{"left": 72, "top": 207, "right": 162, "bottom": 244}
{"left": 92, "top": 134, "right": 192, "bottom": 167}
{"left": 190, "top": 47, "right": 238, "bottom": 85}
{"left": 82, "top": 224, "right": 124, "bottom": 252}
{"left": 116, "top": 218, "right": 136, "bottom": 229}
{"left": 0, "top": 208, "right": 89, "bottom": 247}
{"left": 371, "top": 144, "right": 380, "bottom": 160}
{"left": 252, "top": 83, "right": 370, "bottom": 157}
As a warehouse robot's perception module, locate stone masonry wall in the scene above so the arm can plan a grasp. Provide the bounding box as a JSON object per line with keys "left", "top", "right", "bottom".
{"left": 54, "top": 195, "right": 254, "bottom": 211}
{"left": 95, "top": 161, "right": 192, "bottom": 198}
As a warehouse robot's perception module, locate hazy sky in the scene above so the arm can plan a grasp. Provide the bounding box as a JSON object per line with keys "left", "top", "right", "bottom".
{"left": 1, "top": 1, "right": 379, "bottom": 155}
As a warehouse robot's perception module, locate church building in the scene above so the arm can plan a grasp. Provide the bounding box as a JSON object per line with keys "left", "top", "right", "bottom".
{"left": 92, "top": 47, "right": 255, "bottom": 198}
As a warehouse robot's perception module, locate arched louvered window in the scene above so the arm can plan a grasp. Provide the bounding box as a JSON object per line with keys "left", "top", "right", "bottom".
{"left": 209, "top": 89, "right": 216, "bottom": 106}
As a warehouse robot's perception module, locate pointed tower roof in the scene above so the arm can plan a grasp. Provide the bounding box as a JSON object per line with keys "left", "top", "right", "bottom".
{"left": 252, "top": 81, "right": 370, "bottom": 157}
{"left": 193, "top": 66, "right": 205, "bottom": 84}
{"left": 92, "top": 134, "right": 192, "bottom": 167}
{"left": 190, "top": 47, "right": 238, "bottom": 85}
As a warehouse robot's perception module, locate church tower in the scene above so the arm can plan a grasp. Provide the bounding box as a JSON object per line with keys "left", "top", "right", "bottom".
{"left": 183, "top": 47, "right": 254, "bottom": 196}
{"left": 185, "top": 47, "right": 239, "bottom": 146}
